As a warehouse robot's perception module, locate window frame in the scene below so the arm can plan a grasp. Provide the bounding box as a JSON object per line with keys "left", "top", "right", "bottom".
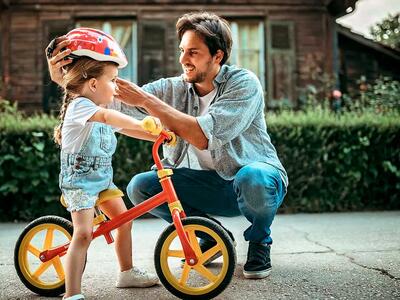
{"left": 228, "top": 18, "right": 266, "bottom": 90}
{"left": 266, "top": 20, "right": 296, "bottom": 107}
{"left": 75, "top": 18, "right": 138, "bottom": 83}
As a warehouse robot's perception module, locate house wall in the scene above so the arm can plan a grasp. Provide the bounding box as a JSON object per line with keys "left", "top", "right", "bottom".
{"left": 1, "top": 1, "right": 336, "bottom": 112}
{"left": 338, "top": 33, "right": 400, "bottom": 95}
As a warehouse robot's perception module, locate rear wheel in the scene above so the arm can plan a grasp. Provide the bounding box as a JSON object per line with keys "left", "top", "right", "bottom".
{"left": 154, "top": 217, "right": 236, "bottom": 299}
{"left": 14, "top": 215, "right": 73, "bottom": 296}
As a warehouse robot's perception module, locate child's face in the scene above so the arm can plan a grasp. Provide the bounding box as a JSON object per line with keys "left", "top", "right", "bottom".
{"left": 91, "top": 64, "right": 118, "bottom": 106}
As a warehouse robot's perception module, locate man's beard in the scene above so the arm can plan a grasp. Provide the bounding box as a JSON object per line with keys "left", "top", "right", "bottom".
{"left": 182, "top": 60, "right": 212, "bottom": 83}
{"left": 183, "top": 71, "right": 207, "bottom": 83}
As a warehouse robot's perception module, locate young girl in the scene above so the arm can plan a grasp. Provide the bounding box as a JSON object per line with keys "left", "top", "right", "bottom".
{"left": 53, "top": 28, "right": 159, "bottom": 300}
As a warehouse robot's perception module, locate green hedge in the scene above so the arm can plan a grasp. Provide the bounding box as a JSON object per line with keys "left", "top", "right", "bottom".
{"left": 1, "top": 108, "right": 399, "bottom": 221}
{"left": 269, "top": 111, "right": 399, "bottom": 212}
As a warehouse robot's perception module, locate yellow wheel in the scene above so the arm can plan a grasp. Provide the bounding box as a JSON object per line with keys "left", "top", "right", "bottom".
{"left": 14, "top": 216, "right": 73, "bottom": 296}
{"left": 154, "top": 217, "right": 236, "bottom": 299}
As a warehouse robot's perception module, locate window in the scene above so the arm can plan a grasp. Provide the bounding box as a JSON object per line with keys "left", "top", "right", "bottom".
{"left": 139, "top": 20, "right": 166, "bottom": 85}
{"left": 229, "top": 20, "right": 265, "bottom": 89}
{"left": 139, "top": 19, "right": 181, "bottom": 86}
{"left": 76, "top": 19, "right": 137, "bottom": 83}
{"left": 267, "top": 21, "right": 296, "bottom": 106}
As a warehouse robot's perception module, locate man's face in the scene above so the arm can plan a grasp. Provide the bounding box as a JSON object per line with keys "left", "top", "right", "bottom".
{"left": 179, "top": 30, "right": 219, "bottom": 84}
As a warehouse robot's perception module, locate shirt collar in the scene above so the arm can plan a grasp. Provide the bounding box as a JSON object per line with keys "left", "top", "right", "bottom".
{"left": 214, "top": 64, "right": 229, "bottom": 84}
{"left": 186, "top": 64, "right": 229, "bottom": 94}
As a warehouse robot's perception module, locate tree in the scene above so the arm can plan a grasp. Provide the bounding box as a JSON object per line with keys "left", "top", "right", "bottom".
{"left": 370, "top": 13, "right": 400, "bottom": 50}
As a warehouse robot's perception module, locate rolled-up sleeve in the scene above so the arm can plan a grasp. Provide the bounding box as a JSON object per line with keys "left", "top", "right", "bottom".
{"left": 196, "top": 71, "right": 264, "bottom": 150}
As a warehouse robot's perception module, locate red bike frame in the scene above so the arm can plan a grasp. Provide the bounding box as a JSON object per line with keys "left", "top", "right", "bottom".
{"left": 39, "top": 130, "right": 198, "bottom": 266}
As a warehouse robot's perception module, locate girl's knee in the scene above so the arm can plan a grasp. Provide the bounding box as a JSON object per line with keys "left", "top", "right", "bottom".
{"left": 118, "top": 221, "right": 132, "bottom": 233}
{"left": 73, "top": 229, "right": 93, "bottom": 245}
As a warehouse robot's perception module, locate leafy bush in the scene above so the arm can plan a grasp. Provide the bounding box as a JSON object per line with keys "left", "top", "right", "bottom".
{"left": 346, "top": 76, "right": 400, "bottom": 114}
{"left": 1, "top": 99, "right": 399, "bottom": 221}
{"left": 296, "top": 75, "right": 400, "bottom": 115}
{"left": 269, "top": 110, "right": 400, "bottom": 212}
{"left": 0, "top": 100, "right": 152, "bottom": 221}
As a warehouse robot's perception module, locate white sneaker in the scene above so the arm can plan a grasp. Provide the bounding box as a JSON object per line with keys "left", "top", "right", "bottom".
{"left": 115, "top": 266, "right": 159, "bottom": 288}
{"left": 63, "top": 294, "right": 85, "bottom": 300}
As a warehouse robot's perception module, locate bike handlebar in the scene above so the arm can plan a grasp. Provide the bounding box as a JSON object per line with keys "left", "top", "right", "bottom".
{"left": 141, "top": 116, "right": 177, "bottom": 147}
{"left": 142, "top": 116, "right": 163, "bottom": 135}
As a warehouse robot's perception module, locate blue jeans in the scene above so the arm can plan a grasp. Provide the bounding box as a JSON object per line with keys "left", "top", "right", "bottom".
{"left": 127, "top": 162, "right": 286, "bottom": 244}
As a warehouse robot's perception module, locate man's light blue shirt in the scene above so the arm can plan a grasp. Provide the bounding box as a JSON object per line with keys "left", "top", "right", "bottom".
{"left": 119, "top": 64, "right": 288, "bottom": 186}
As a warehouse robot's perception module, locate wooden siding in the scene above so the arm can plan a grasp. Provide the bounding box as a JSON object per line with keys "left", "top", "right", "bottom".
{"left": 1, "top": 1, "right": 348, "bottom": 112}
{"left": 338, "top": 30, "right": 400, "bottom": 95}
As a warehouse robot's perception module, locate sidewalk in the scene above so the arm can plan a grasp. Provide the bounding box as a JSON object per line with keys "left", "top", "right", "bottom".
{"left": 1, "top": 211, "right": 399, "bottom": 299}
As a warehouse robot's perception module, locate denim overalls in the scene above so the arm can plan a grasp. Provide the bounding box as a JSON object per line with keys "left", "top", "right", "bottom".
{"left": 60, "top": 122, "right": 118, "bottom": 212}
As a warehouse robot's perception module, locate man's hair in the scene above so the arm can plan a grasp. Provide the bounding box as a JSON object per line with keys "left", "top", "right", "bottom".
{"left": 176, "top": 12, "right": 232, "bottom": 65}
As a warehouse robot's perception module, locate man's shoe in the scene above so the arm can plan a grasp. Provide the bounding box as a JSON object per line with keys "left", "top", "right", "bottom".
{"left": 243, "top": 242, "right": 272, "bottom": 279}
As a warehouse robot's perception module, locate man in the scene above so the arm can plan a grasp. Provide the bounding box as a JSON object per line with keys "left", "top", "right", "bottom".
{"left": 47, "top": 12, "right": 287, "bottom": 279}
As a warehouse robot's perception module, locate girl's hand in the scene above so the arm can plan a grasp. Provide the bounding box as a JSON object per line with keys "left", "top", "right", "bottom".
{"left": 116, "top": 77, "right": 149, "bottom": 107}
{"left": 44, "top": 36, "right": 73, "bottom": 86}
{"left": 141, "top": 116, "right": 163, "bottom": 135}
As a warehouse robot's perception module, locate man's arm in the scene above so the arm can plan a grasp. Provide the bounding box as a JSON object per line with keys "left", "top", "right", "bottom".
{"left": 116, "top": 78, "right": 208, "bottom": 150}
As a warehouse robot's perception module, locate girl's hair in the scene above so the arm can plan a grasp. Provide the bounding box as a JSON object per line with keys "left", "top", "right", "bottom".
{"left": 53, "top": 57, "right": 117, "bottom": 145}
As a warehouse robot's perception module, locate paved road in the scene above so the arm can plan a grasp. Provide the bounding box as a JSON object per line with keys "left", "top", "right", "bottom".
{"left": 1, "top": 211, "right": 399, "bottom": 299}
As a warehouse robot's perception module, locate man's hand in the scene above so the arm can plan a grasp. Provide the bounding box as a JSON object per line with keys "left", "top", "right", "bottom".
{"left": 116, "top": 77, "right": 150, "bottom": 107}
{"left": 116, "top": 78, "right": 208, "bottom": 150}
{"left": 44, "top": 36, "right": 73, "bottom": 86}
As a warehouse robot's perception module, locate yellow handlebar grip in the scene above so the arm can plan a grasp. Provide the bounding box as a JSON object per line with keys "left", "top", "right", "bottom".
{"left": 142, "top": 116, "right": 162, "bottom": 135}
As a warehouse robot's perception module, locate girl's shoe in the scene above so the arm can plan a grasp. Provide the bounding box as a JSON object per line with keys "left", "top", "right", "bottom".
{"left": 116, "top": 266, "right": 159, "bottom": 288}
{"left": 63, "top": 294, "right": 85, "bottom": 300}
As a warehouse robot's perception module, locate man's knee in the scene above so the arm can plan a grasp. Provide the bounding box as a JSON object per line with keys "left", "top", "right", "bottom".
{"left": 234, "top": 162, "right": 281, "bottom": 209}
{"left": 235, "top": 163, "right": 278, "bottom": 190}
{"left": 126, "top": 171, "right": 158, "bottom": 205}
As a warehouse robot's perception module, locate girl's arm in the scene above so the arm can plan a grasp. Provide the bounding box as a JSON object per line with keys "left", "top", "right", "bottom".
{"left": 118, "top": 128, "right": 157, "bottom": 142}
{"left": 89, "top": 108, "right": 162, "bottom": 141}
{"left": 89, "top": 107, "right": 143, "bottom": 131}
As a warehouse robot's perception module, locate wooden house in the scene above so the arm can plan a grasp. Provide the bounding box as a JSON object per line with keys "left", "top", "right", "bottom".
{"left": 1, "top": 0, "right": 378, "bottom": 113}
{"left": 337, "top": 25, "right": 400, "bottom": 95}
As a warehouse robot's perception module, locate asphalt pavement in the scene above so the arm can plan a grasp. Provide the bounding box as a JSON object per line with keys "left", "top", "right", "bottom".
{"left": 1, "top": 211, "right": 399, "bottom": 299}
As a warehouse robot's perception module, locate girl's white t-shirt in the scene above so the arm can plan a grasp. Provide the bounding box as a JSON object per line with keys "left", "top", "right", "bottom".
{"left": 61, "top": 97, "right": 100, "bottom": 153}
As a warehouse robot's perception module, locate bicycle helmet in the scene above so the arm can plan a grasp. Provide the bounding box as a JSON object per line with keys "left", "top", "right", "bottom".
{"left": 65, "top": 27, "right": 128, "bottom": 68}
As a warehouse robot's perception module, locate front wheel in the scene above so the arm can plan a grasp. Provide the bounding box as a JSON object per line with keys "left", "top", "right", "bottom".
{"left": 154, "top": 217, "right": 236, "bottom": 299}
{"left": 14, "top": 215, "right": 73, "bottom": 297}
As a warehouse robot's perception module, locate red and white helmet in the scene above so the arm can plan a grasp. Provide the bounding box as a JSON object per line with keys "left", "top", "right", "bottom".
{"left": 65, "top": 27, "right": 128, "bottom": 68}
